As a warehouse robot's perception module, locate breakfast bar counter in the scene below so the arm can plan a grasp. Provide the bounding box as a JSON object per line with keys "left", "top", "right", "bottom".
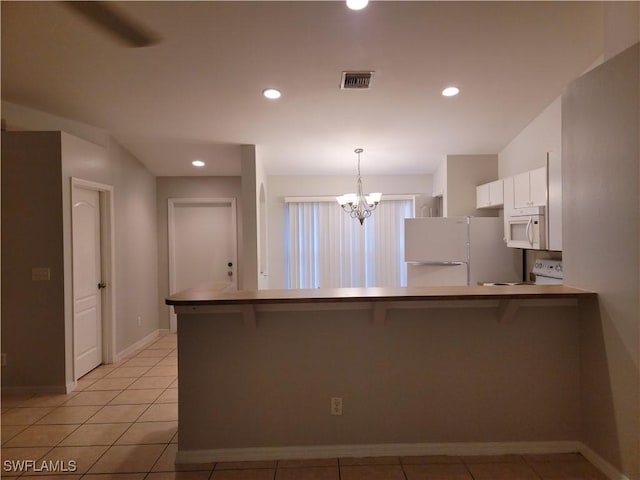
{"left": 167, "top": 284, "right": 594, "bottom": 324}
{"left": 166, "top": 284, "right": 593, "bottom": 305}
{"left": 167, "top": 285, "right": 595, "bottom": 463}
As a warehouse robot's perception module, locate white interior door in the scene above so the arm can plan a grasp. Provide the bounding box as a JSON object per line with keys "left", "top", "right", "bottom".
{"left": 169, "top": 198, "right": 237, "bottom": 332}
{"left": 72, "top": 187, "right": 103, "bottom": 379}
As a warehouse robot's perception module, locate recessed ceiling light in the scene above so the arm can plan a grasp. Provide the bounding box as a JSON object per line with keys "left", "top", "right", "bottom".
{"left": 263, "top": 88, "right": 281, "bottom": 99}
{"left": 346, "top": 0, "right": 368, "bottom": 10}
{"left": 192, "top": 160, "right": 205, "bottom": 167}
{"left": 442, "top": 86, "right": 460, "bottom": 97}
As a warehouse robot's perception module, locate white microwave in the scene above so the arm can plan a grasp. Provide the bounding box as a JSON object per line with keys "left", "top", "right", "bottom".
{"left": 506, "top": 206, "right": 546, "bottom": 250}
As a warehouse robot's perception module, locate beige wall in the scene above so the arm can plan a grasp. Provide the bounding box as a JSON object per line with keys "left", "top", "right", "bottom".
{"left": 498, "top": 2, "right": 639, "bottom": 181}
{"left": 1, "top": 130, "right": 160, "bottom": 391}
{"left": 498, "top": 98, "right": 561, "bottom": 179}
{"left": 562, "top": 43, "right": 639, "bottom": 479}
{"left": 443, "top": 154, "right": 498, "bottom": 217}
{"left": 1, "top": 101, "right": 109, "bottom": 148}
{"left": 4, "top": 102, "right": 161, "bottom": 356}
{"left": 603, "top": 2, "right": 640, "bottom": 61}
{"left": 432, "top": 159, "right": 446, "bottom": 197}
{"left": 178, "top": 304, "right": 581, "bottom": 453}
{"left": 156, "top": 176, "right": 242, "bottom": 329}
{"left": 60, "top": 133, "right": 160, "bottom": 380}
{"left": 266, "top": 174, "right": 432, "bottom": 289}
{"left": 106, "top": 139, "right": 159, "bottom": 354}
{"left": 2, "top": 97, "right": 162, "bottom": 391}
{"left": 1, "top": 132, "right": 66, "bottom": 390}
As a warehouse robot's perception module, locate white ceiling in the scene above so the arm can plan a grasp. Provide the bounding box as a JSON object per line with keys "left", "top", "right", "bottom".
{"left": 1, "top": 1, "right": 604, "bottom": 176}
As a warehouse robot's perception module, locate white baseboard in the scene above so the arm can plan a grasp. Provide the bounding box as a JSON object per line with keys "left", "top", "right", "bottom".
{"left": 176, "top": 440, "right": 581, "bottom": 464}
{"left": 1, "top": 384, "right": 68, "bottom": 395}
{"left": 113, "top": 329, "right": 161, "bottom": 362}
{"left": 158, "top": 329, "right": 172, "bottom": 336}
{"left": 578, "top": 443, "right": 631, "bottom": 480}
{"left": 176, "top": 441, "right": 631, "bottom": 480}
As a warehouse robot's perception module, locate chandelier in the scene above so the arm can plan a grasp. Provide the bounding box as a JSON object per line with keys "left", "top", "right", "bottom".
{"left": 336, "top": 148, "right": 382, "bottom": 225}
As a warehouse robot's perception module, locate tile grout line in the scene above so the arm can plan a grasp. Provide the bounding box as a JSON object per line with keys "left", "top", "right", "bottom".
{"left": 80, "top": 343, "right": 176, "bottom": 475}
{"left": 1, "top": 334, "right": 176, "bottom": 478}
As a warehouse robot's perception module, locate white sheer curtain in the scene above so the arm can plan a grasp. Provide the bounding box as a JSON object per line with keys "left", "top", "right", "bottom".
{"left": 287, "top": 199, "right": 413, "bottom": 288}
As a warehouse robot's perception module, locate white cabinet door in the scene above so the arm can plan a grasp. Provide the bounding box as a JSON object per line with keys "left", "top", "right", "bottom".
{"left": 529, "top": 166, "right": 547, "bottom": 206}
{"left": 476, "top": 183, "right": 490, "bottom": 208}
{"left": 488, "top": 179, "right": 504, "bottom": 206}
{"left": 476, "top": 179, "right": 503, "bottom": 209}
{"left": 514, "top": 167, "right": 547, "bottom": 208}
{"left": 513, "top": 172, "right": 531, "bottom": 208}
{"left": 503, "top": 176, "right": 515, "bottom": 212}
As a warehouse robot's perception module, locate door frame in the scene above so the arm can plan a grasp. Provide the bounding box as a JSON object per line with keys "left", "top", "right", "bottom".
{"left": 167, "top": 197, "right": 238, "bottom": 332}
{"left": 71, "top": 177, "right": 116, "bottom": 375}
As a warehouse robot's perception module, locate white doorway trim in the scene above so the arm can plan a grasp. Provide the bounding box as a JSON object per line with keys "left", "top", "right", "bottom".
{"left": 168, "top": 197, "right": 238, "bottom": 332}
{"left": 71, "top": 177, "right": 116, "bottom": 372}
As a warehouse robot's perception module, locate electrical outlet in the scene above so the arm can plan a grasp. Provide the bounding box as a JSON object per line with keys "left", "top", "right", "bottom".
{"left": 330, "top": 397, "right": 343, "bottom": 416}
{"left": 137, "top": 316, "right": 142, "bottom": 327}
{"left": 31, "top": 267, "right": 51, "bottom": 281}
{"left": 1, "top": 353, "right": 7, "bottom": 366}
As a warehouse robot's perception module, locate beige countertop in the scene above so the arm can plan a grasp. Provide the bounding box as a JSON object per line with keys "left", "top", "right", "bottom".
{"left": 166, "top": 284, "right": 595, "bottom": 306}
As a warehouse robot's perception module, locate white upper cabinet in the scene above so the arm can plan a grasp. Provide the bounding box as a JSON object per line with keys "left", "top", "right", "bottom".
{"left": 513, "top": 166, "right": 547, "bottom": 208}
{"left": 513, "top": 172, "right": 530, "bottom": 208}
{"left": 476, "top": 179, "right": 504, "bottom": 209}
{"left": 476, "top": 184, "right": 490, "bottom": 208}
{"left": 529, "top": 167, "right": 547, "bottom": 206}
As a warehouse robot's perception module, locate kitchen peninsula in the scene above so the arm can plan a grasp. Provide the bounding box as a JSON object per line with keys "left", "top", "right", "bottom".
{"left": 167, "top": 285, "right": 595, "bottom": 463}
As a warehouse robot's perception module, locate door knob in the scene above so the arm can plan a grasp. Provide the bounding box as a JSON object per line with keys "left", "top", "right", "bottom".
{"left": 98, "top": 282, "right": 107, "bottom": 289}
{"left": 227, "top": 262, "right": 233, "bottom": 267}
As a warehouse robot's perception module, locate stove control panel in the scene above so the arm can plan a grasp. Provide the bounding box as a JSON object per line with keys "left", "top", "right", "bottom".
{"left": 532, "top": 259, "right": 563, "bottom": 280}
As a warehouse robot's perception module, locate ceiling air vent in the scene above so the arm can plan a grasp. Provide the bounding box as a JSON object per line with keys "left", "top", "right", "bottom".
{"left": 340, "top": 71, "right": 374, "bottom": 89}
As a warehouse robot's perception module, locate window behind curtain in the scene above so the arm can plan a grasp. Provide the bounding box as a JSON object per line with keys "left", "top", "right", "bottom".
{"left": 286, "top": 198, "right": 413, "bottom": 288}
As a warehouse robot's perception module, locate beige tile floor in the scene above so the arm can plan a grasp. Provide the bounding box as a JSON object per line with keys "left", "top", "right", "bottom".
{"left": 2, "top": 334, "right": 607, "bottom": 479}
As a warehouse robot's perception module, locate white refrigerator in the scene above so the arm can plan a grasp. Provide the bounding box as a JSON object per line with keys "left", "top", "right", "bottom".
{"left": 405, "top": 217, "right": 522, "bottom": 286}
